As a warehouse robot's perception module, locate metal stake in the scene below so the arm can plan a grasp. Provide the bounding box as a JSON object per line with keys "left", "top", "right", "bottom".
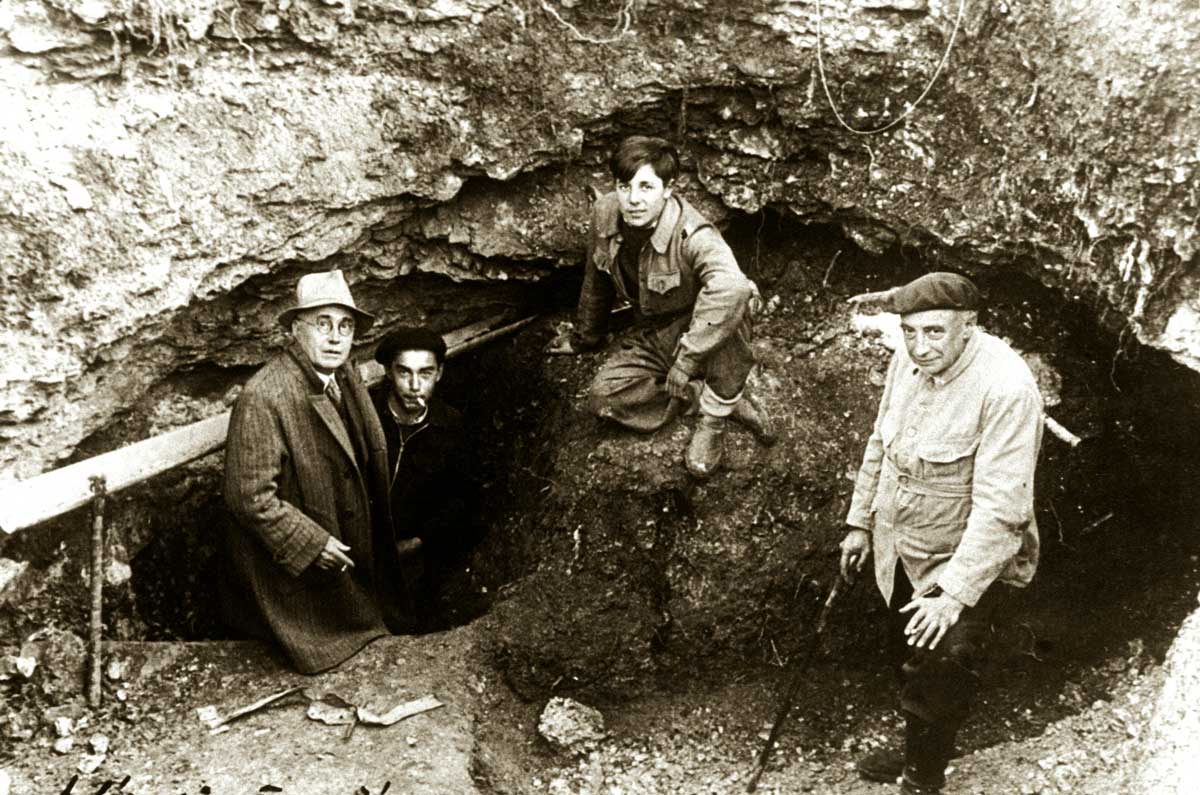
{"left": 88, "top": 475, "right": 107, "bottom": 708}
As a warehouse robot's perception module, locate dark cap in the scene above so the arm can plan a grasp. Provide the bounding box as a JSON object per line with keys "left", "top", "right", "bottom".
{"left": 374, "top": 325, "right": 448, "bottom": 366}
{"left": 885, "top": 272, "right": 981, "bottom": 314}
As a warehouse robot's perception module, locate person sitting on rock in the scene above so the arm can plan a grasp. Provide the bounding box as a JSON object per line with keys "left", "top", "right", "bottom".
{"left": 369, "top": 325, "right": 478, "bottom": 630}
{"left": 546, "top": 134, "right": 775, "bottom": 478}
{"left": 839, "top": 272, "right": 1044, "bottom": 794}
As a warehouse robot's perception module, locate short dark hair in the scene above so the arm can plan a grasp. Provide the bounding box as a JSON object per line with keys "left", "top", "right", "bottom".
{"left": 374, "top": 325, "right": 448, "bottom": 366}
{"left": 609, "top": 136, "right": 680, "bottom": 184}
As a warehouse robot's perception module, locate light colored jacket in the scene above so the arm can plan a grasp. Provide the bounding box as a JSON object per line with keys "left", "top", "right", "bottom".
{"left": 576, "top": 193, "right": 753, "bottom": 377}
{"left": 846, "top": 330, "right": 1043, "bottom": 607}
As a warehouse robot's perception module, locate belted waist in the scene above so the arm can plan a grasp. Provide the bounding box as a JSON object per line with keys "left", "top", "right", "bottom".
{"left": 882, "top": 455, "right": 972, "bottom": 498}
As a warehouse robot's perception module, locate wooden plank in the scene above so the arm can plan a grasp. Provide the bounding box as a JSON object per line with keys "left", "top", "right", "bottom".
{"left": 0, "top": 414, "right": 232, "bottom": 536}
{"left": 0, "top": 312, "right": 534, "bottom": 535}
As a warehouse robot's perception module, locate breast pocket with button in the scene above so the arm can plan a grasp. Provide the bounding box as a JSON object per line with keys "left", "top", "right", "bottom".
{"left": 896, "top": 436, "right": 978, "bottom": 534}
{"left": 646, "top": 270, "right": 681, "bottom": 295}
{"left": 916, "top": 436, "right": 978, "bottom": 485}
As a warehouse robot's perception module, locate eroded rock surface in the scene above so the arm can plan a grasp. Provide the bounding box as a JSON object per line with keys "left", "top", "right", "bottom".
{"left": 1129, "top": 596, "right": 1200, "bottom": 794}
{"left": 2, "top": 0, "right": 1199, "bottom": 480}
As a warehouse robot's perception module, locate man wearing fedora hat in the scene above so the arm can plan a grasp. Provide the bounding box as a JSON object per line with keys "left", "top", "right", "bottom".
{"left": 223, "top": 269, "right": 412, "bottom": 674}
{"left": 838, "top": 272, "right": 1044, "bottom": 794}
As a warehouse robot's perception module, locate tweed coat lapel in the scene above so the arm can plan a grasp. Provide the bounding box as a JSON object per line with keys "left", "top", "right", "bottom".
{"left": 284, "top": 344, "right": 360, "bottom": 473}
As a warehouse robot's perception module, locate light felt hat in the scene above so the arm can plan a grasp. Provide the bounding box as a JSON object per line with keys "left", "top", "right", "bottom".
{"left": 277, "top": 269, "right": 376, "bottom": 334}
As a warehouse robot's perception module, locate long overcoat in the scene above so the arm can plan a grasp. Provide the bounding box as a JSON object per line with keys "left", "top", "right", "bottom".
{"left": 223, "top": 342, "right": 410, "bottom": 673}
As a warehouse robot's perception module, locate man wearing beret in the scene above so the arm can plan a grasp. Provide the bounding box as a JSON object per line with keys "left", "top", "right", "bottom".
{"left": 369, "top": 325, "right": 478, "bottom": 629}
{"left": 839, "top": 272, "right": 1043, "bottom": 794}
{"left": 547, "top": 135, "right": 775, "bottom": 478}
{"left": 223, "top": 270, "right": 411, "bottom": 674}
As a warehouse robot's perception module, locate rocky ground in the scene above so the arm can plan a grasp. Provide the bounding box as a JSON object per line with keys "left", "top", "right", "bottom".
{"left": 2, "top": 593, "right": 1194, "bottom": 794}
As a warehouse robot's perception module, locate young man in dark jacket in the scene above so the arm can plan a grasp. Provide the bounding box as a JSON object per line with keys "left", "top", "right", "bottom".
{"left": 369, "top": 325, "right": 478, "bottom": 629}
{"left": 547, "top": 135, "right": 774, "bottom": 477}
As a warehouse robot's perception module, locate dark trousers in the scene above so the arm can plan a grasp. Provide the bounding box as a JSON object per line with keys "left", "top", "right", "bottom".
{"left": 887, "top": 563, "right": 1005, "bottom": 730}
{"left": 587, "top": 313, "right": 755, "bottom": 431}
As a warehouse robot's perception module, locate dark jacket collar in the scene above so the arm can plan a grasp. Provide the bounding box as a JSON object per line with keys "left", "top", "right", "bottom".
{"left": 598, "top": 194, "right": 683, "bottom": 255}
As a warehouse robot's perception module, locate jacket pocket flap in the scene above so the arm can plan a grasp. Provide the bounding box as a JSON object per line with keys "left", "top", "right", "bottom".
{"left": 917, "top": 437, "right": 979, "bottom": 463}
{"left": 647, "top": 271, "right": 681, "bottom": 294}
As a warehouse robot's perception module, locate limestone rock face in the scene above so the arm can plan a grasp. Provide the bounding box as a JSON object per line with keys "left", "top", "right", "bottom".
{"left": 1, "top": 0, "right": 1198, "bottom": 481}
{"left": 1129, "top": 597, "right": 1200, "bottom": 794}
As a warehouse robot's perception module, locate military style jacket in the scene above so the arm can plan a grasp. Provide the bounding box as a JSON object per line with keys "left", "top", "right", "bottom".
{"left": 576, "top": 192, "right": 753, "bottom": 377}
{"left": 846, "top": 330, "right": 1044, "bottom": 607}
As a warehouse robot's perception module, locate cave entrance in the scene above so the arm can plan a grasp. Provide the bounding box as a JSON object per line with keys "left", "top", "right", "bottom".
{"left": 5, "top": 211, "right": 1197, "bottom": 789}
{"left": 119, "top": 210, "right": 1200, "bottom": 688}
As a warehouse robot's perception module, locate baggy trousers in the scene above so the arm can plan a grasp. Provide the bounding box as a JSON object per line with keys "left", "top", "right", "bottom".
{"left": 587, "top": 312, "right": 755, "bottom": 431}
{"left": 888, "top": 563, "right": 1006, "bottom": 734}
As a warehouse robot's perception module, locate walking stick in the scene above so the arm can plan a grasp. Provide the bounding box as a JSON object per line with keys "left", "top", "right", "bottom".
{"left": 746, "top": 574, "right": 851, "bottom": 793}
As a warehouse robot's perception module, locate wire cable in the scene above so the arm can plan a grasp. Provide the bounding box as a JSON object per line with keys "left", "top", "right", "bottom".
{"left": 815, "top": 0, "right": 967, "bottom": 136}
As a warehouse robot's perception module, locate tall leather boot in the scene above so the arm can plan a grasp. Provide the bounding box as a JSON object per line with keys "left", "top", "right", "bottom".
{"left": 685, "top": 414, "right": 726, "bottom": 478}
{"left": 901, "top": 713, "right": 956, "bottom": 793}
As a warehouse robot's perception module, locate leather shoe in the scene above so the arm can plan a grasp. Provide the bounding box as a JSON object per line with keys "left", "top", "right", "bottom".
{"left": 730, "top": 392, "right": 777, "bottom": 446}
{"left": 686, "top": 415, "right": 726, "bottom": 478}
{"left": 855, "top": 747, "right": 904, "bottom": 783}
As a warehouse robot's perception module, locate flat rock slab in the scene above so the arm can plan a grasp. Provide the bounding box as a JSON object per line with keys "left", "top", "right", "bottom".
{"left": 6, "top": 633, "right": 483, "bottom": 794}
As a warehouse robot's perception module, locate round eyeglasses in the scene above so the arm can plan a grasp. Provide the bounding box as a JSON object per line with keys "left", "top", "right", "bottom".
{"left": 297, "top": 316, "right": 356, "bottom": 337}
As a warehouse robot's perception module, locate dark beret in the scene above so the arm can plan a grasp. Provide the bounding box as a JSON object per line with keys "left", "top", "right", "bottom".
{"left": 374, "top": 325, "right": 448, "bottom": 366}
{"left": 885, "top": 272, "right": 981, "bottom": 314}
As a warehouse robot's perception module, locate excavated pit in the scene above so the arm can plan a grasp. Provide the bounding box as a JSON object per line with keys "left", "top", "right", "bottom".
{"left": 3, "top": 2, "right": 1200, "bottom": 787}
{"left": 4, "top": 215, "right": 1199, "bottom": 792}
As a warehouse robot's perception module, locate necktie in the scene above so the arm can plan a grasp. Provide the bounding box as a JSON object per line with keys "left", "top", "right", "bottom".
{"left": 325, "top": 378, "right": 342, "bottom": 407}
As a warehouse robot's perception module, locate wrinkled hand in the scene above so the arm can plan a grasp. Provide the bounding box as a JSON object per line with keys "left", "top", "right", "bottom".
{"left": 846, "top": 288, "right": 896, "bottom": 307}
{"left": 899, "top": 592, "right": 965, "bottom": 650}
{"left": 838, "top": 528, "right": 871, "bottom": 583}
{"left": 316, "top": 537, "right": 354, "bottom": 571}
{"left": 666, "top": 363, "right": 691, "bottom": 400}
{"left": 396, "top": 537, "right": 423, "bottom": 558}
